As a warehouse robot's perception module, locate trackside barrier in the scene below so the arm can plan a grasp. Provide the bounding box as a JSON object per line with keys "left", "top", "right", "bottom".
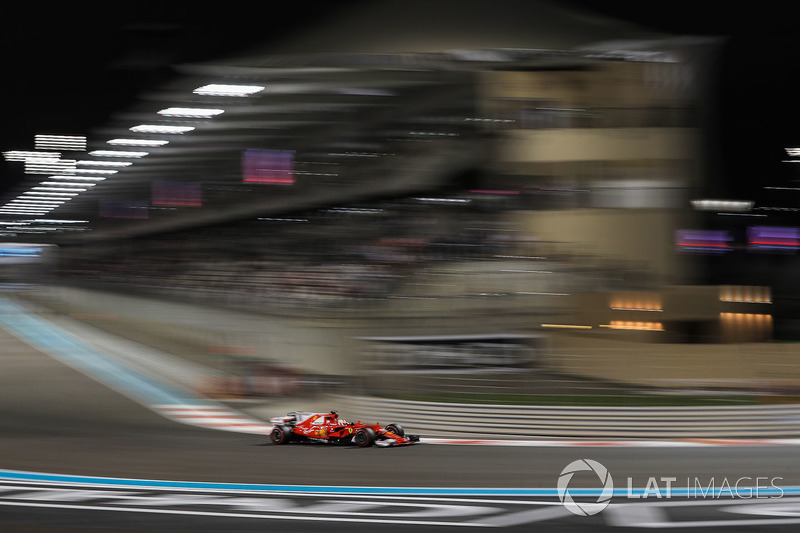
{"left": 338, "top": 396, "right": 800, "bottom": 439}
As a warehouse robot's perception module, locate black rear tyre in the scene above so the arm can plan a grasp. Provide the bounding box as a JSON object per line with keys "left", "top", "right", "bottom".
{"left": 270, "top": 425, "right": 291, "bottom": 445}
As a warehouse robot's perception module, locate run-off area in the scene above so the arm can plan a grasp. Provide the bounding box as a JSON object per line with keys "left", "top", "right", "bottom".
{"left": 4, "top": 481, "right": 800, "bottom": 529}
{"left": 0, "top": 481, "right": 567, "bottom": 527}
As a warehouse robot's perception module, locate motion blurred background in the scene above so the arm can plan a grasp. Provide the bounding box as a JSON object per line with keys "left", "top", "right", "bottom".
{"left": 2, "top": 0, "right": 800, "bottom": 413}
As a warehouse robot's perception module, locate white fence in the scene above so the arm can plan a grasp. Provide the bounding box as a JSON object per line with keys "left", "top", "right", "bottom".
{"left": 340, "top": 396, "right": 800, "bottom": 439}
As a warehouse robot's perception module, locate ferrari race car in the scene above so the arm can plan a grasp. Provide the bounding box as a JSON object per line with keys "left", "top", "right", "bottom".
{"left": 269, "top": 410, "right": 420, "bottom": 447}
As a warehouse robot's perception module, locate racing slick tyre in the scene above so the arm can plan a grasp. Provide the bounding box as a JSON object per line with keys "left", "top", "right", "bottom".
{"left": 354, "top": 427, "right": 375, "bottom": 447}
{"left": 385, "top": 424, "right": 405, "bottom": 437}
{"left": 270, "top": 425, "right": 291, "bottom": 445}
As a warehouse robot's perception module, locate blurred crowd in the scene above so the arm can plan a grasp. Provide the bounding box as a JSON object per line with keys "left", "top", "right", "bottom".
{"left": 54, "top": 202, "right": 535, "bottom": 307}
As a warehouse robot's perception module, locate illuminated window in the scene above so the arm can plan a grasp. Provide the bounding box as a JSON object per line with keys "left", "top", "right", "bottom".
{"left": 152, "top": 182, "right": 202, "bottom": 207}
{"left": 158, "top": 107, "right": 224, "bottom": 118}
{"left": 747, "top": 226, "right": 800, "bottom": 252}
{"left": 719, "top": 286, "right": 771, "bottom": 304}
{"left": 675, "top": 229, "right": 732, "bottom": 253}
{"left": 719, "top": 313, "right": 773, "bottom": 342}
{"left": 610, "top": 292, "right": 662, "bottom": 311}
{"left": 604, "top": 321, "right": 664, "bottom": 331}
{"left": 34, "top": 134, "right": 86, "bottom": 151}
{"left": 194, "top": 84, "right": 264, "bottom": 97}
{"left": 242, "top": 149, "right": 295, "bottom": 185}
{"left": 129, "top": 125, "right": 194, "bottom": 134}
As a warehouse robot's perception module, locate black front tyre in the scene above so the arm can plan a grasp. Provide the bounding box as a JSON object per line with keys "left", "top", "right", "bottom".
{"left": 270, "top": 425, "right": 291, "bottom": 445}
{"left": 354, "top": 428, "right": 375, "bottom": 447}
{"left": 385, "top": 424, "right": 405, "bottom": 437}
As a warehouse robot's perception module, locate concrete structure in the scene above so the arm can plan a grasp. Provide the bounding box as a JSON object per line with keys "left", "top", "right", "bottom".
{"left": 16, "top": 283, "right": 797, "bottom": 395}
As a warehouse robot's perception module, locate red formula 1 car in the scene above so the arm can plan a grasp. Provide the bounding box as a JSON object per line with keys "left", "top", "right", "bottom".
{"left": 269, "top": 410, "right": 419, "bottom": 447}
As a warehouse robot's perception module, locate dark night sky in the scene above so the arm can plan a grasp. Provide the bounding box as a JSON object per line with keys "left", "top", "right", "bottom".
{"left": 0, "top": 2, "right": 350, "bottom": 194}
{"left": 575, "top": 2, "right": 800, "bottom": 204}
{"left": 2, "top": 2, "right": 799, "bottom": 205}
{"left": 0, "top": 4, "right": 340, "bottom": 132}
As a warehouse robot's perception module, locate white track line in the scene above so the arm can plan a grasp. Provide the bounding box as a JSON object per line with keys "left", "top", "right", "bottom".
{"left": 152, "top": 404, "right": 273, "bottom": 434}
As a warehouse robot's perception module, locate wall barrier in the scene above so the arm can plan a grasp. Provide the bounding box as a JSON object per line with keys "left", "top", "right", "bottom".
{"left": 339, "top": 396, "right": 800, "bottom": 439}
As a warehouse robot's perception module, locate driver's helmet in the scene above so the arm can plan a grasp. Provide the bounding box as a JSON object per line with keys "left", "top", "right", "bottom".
{"left": 329, "top": 410, "right": 339, "bottom": 419}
